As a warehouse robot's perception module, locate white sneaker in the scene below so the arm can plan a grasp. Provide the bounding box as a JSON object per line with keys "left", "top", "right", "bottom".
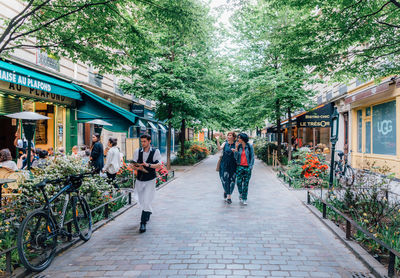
{"left": 242, "top": 200, "right": 247, "bottom": 205}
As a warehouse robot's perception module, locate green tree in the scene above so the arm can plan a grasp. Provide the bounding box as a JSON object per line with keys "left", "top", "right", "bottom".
{"left": 121, "top": 0, "right": 216, "bottom": 168}
{"left": 0, "top": 0, "right": 191, "bottom": 72}
{"left": 268, "top": 0, "right": 400, "bottom": 80}
{"left": 232, "top": 1, "right": 316, "bottom": 161}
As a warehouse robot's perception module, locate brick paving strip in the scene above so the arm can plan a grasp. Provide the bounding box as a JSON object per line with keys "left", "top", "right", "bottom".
{"left": 36, "top": 155, "right": 373, "bottom": 278}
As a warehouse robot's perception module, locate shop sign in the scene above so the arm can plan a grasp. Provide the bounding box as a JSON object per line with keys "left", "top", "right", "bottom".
{"left": 0, "top": 80, "right": 74, "bottom": 105}
{"left": 297, "top": 103, "right": 333, "bottom": 128}
{"left": 144, "top": 109, "right": 155, "bottom": 120}
{"left": 130, "top": 104, "right": 144, "bottom": 117}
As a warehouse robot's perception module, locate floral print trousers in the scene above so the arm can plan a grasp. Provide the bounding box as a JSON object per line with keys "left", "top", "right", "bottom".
{"left": 236, "top": 166, "right": 252, "bottom": 201}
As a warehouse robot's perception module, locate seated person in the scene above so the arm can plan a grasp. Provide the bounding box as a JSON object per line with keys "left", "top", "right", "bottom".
{"left": 0, "top": 148, "right": 18, "bottom": 171}
{"left": 32, "top": 150, "right": 49, "bottom": 169}
{"left": 20, "top": 148, "right": 38, "bottom": 169}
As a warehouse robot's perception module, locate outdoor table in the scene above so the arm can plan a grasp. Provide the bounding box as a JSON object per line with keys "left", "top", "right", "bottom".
{"left": 0, "top": 178, "right": 17, "bottom": 208}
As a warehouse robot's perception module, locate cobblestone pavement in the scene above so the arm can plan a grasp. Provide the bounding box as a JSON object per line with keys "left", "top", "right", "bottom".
{"left": 38, "top": 155, "right": 372, "bottom": 278}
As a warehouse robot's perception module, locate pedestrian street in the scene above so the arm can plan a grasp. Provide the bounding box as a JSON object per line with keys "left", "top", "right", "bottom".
{"left": 38, "top": 155, "right": 372, "bottom": 278}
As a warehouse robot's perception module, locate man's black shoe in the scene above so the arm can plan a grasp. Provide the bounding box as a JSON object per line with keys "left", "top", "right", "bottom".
{"left": 139, "top": 223, "right": 146, "bottom": 233}
{"left": 226, "top": 198, "right": 232, "bottom": 204}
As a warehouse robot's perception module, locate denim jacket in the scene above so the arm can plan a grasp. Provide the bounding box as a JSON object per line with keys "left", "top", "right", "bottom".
{"left": 234, "top": 143, "right": 255, "bottom": 169}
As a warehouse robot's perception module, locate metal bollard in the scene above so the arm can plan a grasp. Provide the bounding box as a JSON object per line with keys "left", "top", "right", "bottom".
{"left": 6, "top": 250, "right": 11, "bottom": 274}
{"left": 346, "top": 220, "right": 351, "bottom": 239}
{"left": 322, "top": 203, "right": 327, "bottom": 219}
{"left": 128, "top": 192, "right": 132, "bottom": 205}
{"left": 67, "top": 222, "right": 72, "bottom": 241}
{"left": 105, "top": 203, "right": 109, "bottom": 219}
{"left": 388, "top": 251, "right": 395, "bottom": 277}
{"left": 307, "top": 191, "right": 310, "bottom": 205}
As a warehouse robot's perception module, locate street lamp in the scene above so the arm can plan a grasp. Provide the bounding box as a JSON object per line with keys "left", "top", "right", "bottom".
{"left": 5, "top": 111, "right": 50, "bottom": 170}
{"left": 328, "top": 107, "right": 339, "bottom": 192}
{"left": 86, "top": 119, "right": 112, "bottom": 135}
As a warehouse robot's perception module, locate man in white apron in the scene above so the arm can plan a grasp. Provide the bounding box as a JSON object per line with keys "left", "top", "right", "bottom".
{"left": 132, "top": 134, "right": 162, "bottom": 233}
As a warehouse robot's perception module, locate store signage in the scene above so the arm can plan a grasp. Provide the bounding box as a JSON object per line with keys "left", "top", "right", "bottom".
{"left": 0, "top": 80, "right": 74, "bottom": 105}
{"left": 130, "top": 104, "right": 144, "bottom": 117}
{"left": 297, "top": 103, "right": 333, "bottom": 128}
{"left": 144, "top": 109, "right": 155, "bottom": 120}
{"left": 0, "top": 69, "right": 52, "bottom": 92}
{"left": 37, "top": 50, "right": 60, "bottom": 72}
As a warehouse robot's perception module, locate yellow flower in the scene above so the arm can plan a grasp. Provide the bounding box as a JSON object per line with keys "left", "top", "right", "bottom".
{"left": 5, "top": 221, "right": 9, "bottom": 225}
{"left": 5, "top": 229, "right": 8, "bottom": 232}
{"left": 363, "top": 213, "right": 367, "bottom": 217}
{"left": 364, "top": 219, "right": 369, "bottom": 223}
{"left": 0, "top": 239, "right": 2, "bottom": 244}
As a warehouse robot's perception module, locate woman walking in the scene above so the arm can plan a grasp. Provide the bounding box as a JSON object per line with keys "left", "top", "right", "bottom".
{"left": 233, "top": 133, "right": 254, "bottom": 205}
{"left": 103, "top": 138, "right": 121, "bottom": 189}
{"left": 90, "top": 133, "right": 104, "bottom": 174}
{"left": 216, "top": 132, "right": 237, "bottom": 204}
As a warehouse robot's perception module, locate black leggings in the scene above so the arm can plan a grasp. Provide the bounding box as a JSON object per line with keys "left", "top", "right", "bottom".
{"left": 106, "top": 172, "right": 119, "bottom": 189}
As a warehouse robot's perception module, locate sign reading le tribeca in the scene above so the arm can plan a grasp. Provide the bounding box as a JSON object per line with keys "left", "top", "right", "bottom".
{"left": 0, "top": 69, "right": 52, "bottom": 92}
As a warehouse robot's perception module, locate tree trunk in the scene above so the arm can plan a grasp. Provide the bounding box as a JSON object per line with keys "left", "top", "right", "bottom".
{"left": 166, "top": 104, "right": 172, "bottom": 170}
{"left": 180, "top": 118, "right": 186, "bottom": 157}
{"left": 276, "top": 99, "right": 282, "bottom": 162}
{"left": 211, "top": 130, "right": 214, "bottom": 140}
{"left": 288, "top": 106, "right": 293, "bottom": 161}
{"left": 167, "top": 122, "right": 172, "bottom": 170}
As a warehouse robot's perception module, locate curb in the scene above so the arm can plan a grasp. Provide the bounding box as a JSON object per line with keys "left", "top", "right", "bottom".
{"left": 303, "top": 202, "right": 388, "bottom": 278}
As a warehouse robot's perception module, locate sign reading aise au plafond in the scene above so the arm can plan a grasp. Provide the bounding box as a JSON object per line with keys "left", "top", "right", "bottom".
{"left": 297, "top": 103, "right": 334, "bottom": 128}
{"left": 0, "top": 69, "right": 52, "bottom": 92}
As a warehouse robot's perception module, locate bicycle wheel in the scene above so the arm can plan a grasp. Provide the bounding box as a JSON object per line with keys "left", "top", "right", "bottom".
{"left": 73, "top": 196, "right": 92, "bottom": 241}
{"left": 17, "top": 209, "right": 58, "bottom": 272}
{"left": 344, "top": 165, "right": 355, "bottom": 186}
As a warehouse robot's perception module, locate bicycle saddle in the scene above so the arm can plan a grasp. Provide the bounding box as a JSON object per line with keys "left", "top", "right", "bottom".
{"left": 336, "top": 151, "right": 344, "bottom": 158}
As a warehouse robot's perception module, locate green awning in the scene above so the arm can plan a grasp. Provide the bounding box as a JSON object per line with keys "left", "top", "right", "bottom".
{"left": 74, "top": 85, "right": 137, "bottom": 132}
{"left": 0, "top": 60, "right": 82, "bottom": 100}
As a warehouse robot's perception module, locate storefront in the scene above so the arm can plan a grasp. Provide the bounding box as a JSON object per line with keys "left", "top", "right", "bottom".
{"left": 127, "top": 104, "right": 170, "bottom": 156}
{"left": 346, "top": 79, "right": 400, "bottom": 177}
{"left": 0, "top": 61, "right": 81, "bottom": 158}
{"left": 73, "top": 85, "right": 137, "bottom": 159}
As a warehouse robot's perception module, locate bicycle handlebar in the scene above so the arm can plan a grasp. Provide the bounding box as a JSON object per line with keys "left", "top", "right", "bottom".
{"left": 35, "top": 172, "right": 93, "bottom": 189}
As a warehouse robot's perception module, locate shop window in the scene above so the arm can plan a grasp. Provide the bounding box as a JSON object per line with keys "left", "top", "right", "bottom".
{"left": 372, "top": 100, "right": 396, "bottom": 155}
{"left": 365, "top": 121, "right": 371, "bottom": 153}
{"left": 357, "top": 110, "right": 362, "bottom": 153}
{"left": 366, "top": 107, "right": 371, "bottom": 116}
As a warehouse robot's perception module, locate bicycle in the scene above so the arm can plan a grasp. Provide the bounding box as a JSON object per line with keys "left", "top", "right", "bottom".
{"left": 334, "top": 151, "right": 355, "bottom": 186}
{"left": 17, "top": 173, "right": 93, "bottom": 272}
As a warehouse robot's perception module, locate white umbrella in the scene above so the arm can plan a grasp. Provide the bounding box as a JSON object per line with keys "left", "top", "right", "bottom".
{"left": 5, "top": 111, "right": 50, "bottom": 120}
{"left": 86, "top": 119, "right": 112, "bottom": 126}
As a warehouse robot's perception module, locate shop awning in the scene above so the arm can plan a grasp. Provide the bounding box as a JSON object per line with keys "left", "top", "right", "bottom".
{"left": 0, "top": 60, "right": 82, "bottom": 100}
{"left": 73, "top": 85, "right": 137, "bottom": 132}
{"left": 148, "top": 121, "right": 158, "bottom": 131}
{"left": 159, "top": 123, "right": 167, "bottom": 132}
{"left": 137, "top": 119, "right": 147, "bottom": 130}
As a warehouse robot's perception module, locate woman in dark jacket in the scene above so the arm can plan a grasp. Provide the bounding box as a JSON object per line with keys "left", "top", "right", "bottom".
{"left": 233, "top": 133, "right": 254, "bottom": 205}
{"left": 90, "top": 133, "right": 104, "bottom": 173}
{"left": 216, "top": 132, "right": 237, "bottom": 204}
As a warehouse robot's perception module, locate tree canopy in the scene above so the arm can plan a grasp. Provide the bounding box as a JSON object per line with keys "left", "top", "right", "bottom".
{"left": 268, "top": 0, "right": 400, "bottom": 80}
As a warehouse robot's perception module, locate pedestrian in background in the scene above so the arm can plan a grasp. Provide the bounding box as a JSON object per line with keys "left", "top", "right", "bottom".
{"left": 216, "top": 131, "right": 237, "bottom": 204}
{"left": 102, "top": 138, "right": 121, "bottom": 189}
{"left": 71, "top": 145, "right": 79, "bottom": 157}
{"left": 90, "top": 133, "right": 104, "bottom": 174}
{"left": 131, "top": 134, "right": 162, "bottom": 233}
{"left": 233, "top": 133, "right": 254, "bottom": 205}
{"left": 32, "top": 149, "right": 49, "bottom": 169}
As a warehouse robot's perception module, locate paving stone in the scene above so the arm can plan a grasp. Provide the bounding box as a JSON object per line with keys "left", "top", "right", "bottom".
{"left": 39, "top": 157, "right": 373, "bottom": 278}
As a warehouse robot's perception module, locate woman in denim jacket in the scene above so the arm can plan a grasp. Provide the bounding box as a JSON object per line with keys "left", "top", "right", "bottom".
{"left": 233, "top": 133, "right": 254, "bottom": 205}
